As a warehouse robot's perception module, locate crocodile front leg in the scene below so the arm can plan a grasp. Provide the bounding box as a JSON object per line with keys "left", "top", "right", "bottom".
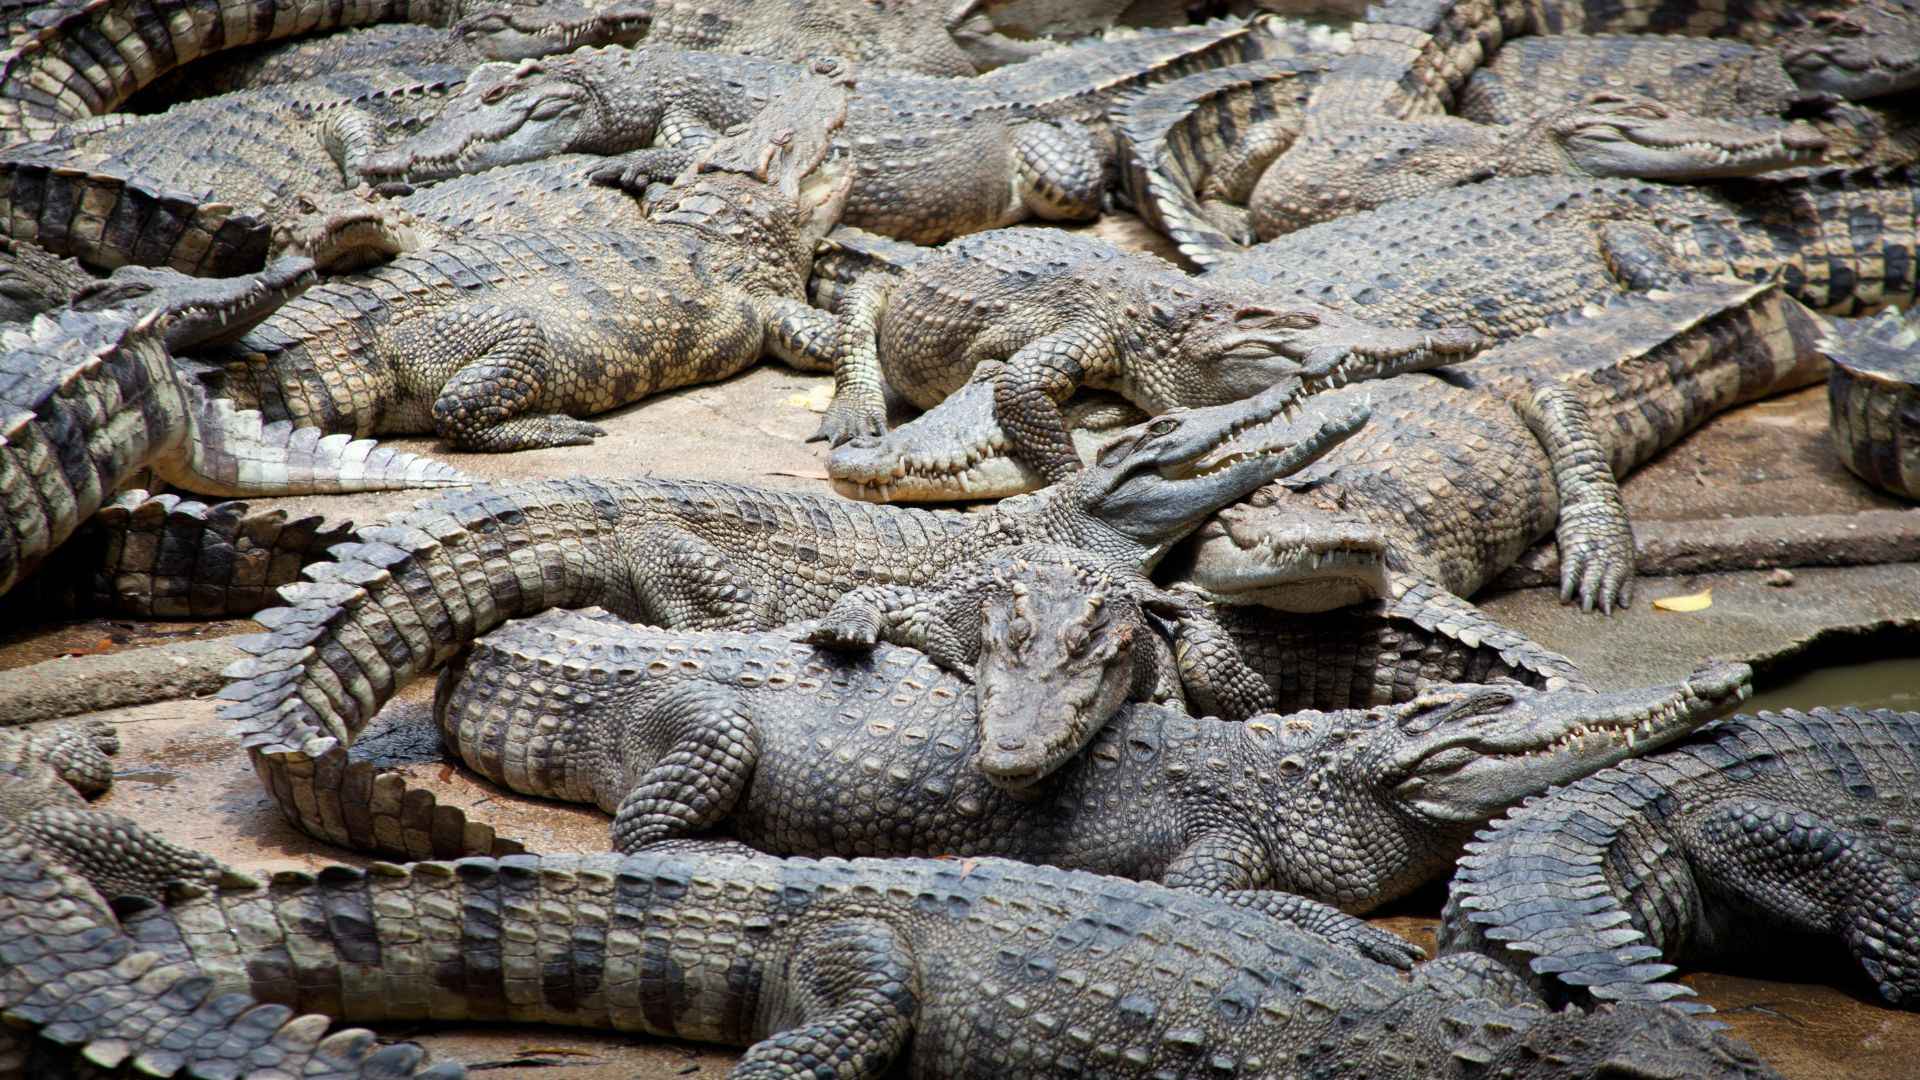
{"left": 1140, "top": 589, "right": 1275, "bottom": 720}
{"left": 814, "top": 275, "right": 896, "bottom": 444}
{"left": 610, "top": 683, "right": 762, "bottom": 852}
{"left": 402, "top": 304, "right": 610, "bottom": 451}
{"left": 1689, "top": 799, "right": 1920, "bottom": 1006}
{"left": 758, "top": 295, "right": 840, "bottom": 374}
{"left": 809, "top": 582, "right": 977, "bottom": 675}
{"left": 734, "top": 920, "right": 920, "bottom": 1080}
{"left": 1010, "top": 120, "right": 1106, "bottom": 222}
{"left": 1509, "top": 385, "right": 1636, "bottom": 612}
{"left": 994, "top": 325, "right": 1107, "bottom": 483}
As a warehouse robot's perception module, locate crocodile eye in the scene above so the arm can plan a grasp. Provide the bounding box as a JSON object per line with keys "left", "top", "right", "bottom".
{"left": 481, "top": 83, "right": 514, "bottom": 104}
{"left": 528, "top": 96, "right": 575, "bottom": 121}
{"left": 1147, "top": 418, "right": 1180, "bottom": 437}
{"left": 1275, "top": 312, "right": 1319, "bottom": 330}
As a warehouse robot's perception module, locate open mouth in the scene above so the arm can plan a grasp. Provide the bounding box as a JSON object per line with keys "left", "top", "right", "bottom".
{"left": 1170, "top": 393, "right": 1369, "bottom": 481}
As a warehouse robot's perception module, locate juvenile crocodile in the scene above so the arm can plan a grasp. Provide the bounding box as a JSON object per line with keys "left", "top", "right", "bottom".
{"left": 1777, "top": 0, "right": 1920, "bottom": 100}
{"left": 0, "top": 813, "right": 459, "bottom": 1080}
{"left": 117, "top": 849, "right": 1786, "bottom": 1079}
{"left": 0, "top": 489, "right": 355, "bottom": 620}
{"left": 435, "top": 610, "right": 1747, "bottom": 915}
{"left": 217, "top": 386, "right": 1366, "bottom": 857}
{"left": 362, "top": 23, "right": 1284, "bottom": 243}
{"left": 1442, "top": 706, "right": 1920, "bottom": 1011}
{"left": 1825, "top": 305, "right": 1920, "bottom": 500}
{"left": 810, "top": 225, "right": 1481, "bottom": 475}
{"left": 1196, "top": 168, "right": 1918, "bottom": 333}
{"left": 1, "top": 257, "right": 467, "bottom": 599}
{"left": 1175, "top": 282, "right": 1825, "bottom": 617}
{"left": 201, "top": 72, "right": 852, "bottom": 451}
{"left": 0, "top": 63, "right": 476, "bottom": 274}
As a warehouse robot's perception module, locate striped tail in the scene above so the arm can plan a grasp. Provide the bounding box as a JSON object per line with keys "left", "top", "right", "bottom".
{"left": 0, "top": 157, "right": 271, "bottom": 273}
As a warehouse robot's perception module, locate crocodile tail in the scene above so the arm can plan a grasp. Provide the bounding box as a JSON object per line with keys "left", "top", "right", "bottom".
{"left": 0, "top": 490, "right": 355, "bottom": 621}
{"left": 0, "top": 820, "right": 461, "bottom": 1079}
{"left": 1382, "top": 574, "right": 1591, "bottom": 691}
{"left": 807, "top": 226, "right": 933, "bottom": 313}
{"left": 218, "top": 479, "right": 656, "bottom": 858}
{"left": 162, "top": 393, "right": 472, "bottom": 496}
{"left": 0, "top": 0, "right": 452, "bottom": 141}
{"left": 1111, "top": 58, "right": 1322, "bottom": 267}
{"left": 1720, "top": 164, "right": 1920, "bottom": 316}
{"left": 0, "top": 157, "right": 270, "bottom": 274}
{"left": 1439, "top": 753, "right": 1721, "bottom": 1012}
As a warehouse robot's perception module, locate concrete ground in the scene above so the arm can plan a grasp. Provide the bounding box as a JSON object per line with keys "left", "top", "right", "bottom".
{"left": 3, "top": 214, "right": 1918, "bottom": 1077}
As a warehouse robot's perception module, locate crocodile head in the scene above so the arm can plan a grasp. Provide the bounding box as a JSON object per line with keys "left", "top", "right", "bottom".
{"left": 1543, "top": 94, "right": 1828, "bottom": 180}
{"left": 268, "top": 189, "right": 431, "bottom": 274}
{"left": 66, "top": 256, "right": 316, "bottom": 351}
{"left": 1050, "top": 374, "right": 1372, "bottom": 567}
{"left": 452, "top": 0, "right": 652, "bottom": 61}
{"left": 1780, "top": 4, "right": 1920, "bottom": 101}
{"left": 972, "top": 553, "right": 1149, "bottom": 791}
{"left": 1178, "top": 494, "right": 1389, "bottom": 612}
{"left": 1469, "top": 1001, "right": 1784, "bottom": 1079}
{"left": 1364, "top": 661, "right": 1750, "bottom": 827}
{"left": 358, "top": 55, "right": 632, "bottom": 182}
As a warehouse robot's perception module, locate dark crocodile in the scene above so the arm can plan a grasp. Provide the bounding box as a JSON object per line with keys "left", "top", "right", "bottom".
{"left": 1442, "top": 706, "right": 1920, "bottom": 1012}
{"left": 361, "top": 23, "right": 1284, "bottom": 243}
{"left": 1825, "top": 304, "right": 1920, "bottom": 499}
{"left": 1196, "top": 168, "right": 1919, "bottom": 334}
{"left": 200, "top": 71, "right": 852, "bottom": 451}
{"left": 0, "top": 63, "right": 475, "bottom": 274}
{"left": 1, "top": 257, "right": 467, "bottom": 600}
{"left": 0, "top": 809, "right": 460, "bottom": 1079}
{"left": 809, "top": 224, "right": 1481, "bottom": 477}
{"left": 116, "top": 849, "right": 1786, "bottom": 1079}
{"left": 437, "top": 593, "right": 1751, "bottom": 915}
{"left": 0, "top": 235, "right": 90, "bottom": 324}
{"left": 1174, "top": 282, "right": 1825, "bottom": 617}
{"left": 0, "top": 0, "right": 460, "bottom": 140}
{"left": 215, "top": 385, "right": 1366, "bottom": 857}
{"left": 0, "top": 489, "right": 355, "bottom": 620}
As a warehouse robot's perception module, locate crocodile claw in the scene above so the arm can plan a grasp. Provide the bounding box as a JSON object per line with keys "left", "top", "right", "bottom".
{"left": 812, "top": 401, "right": 889, "bottom": 445}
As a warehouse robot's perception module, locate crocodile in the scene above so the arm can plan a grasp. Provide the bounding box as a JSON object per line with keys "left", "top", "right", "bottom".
{"left": 0, "top": 63, "right": 479, "bottom": 275}
{"left": 1246, "top": 93, "right": 1828, "bottom": 238}
{"left": 435, "top": 608, "right": 1747, "bottom": 914}
{"left": 361, "top": 22, "right": 1287, "bottom": 244}
{"left": 1173, "top": 282, "right": 1825, "bottom": 617}
{"left": 0, "top": 489, "right": 355, "bottom": 620}
{"left": 215, "top": 386, "right": 1367, "bottom": 857}
{"left": 0, "top": 236, "right": 90, "bottom": 324}
{"left": 1194, "top": 168, "right": 1919, "bottom": 334}
{"left": 116, "top": 849, "right": 1787, "bottom": 1080}
{"left": 1442, "top": 706, "right": 1920, "bottom": 1011}
{"left": 1825, "top": 304, "right": 1920, "bottom": 500}
{"left": 0, "top": 0, "right": 464, "bottom": 140}
{"left": 0, "top": 814, "right": 460, "bottom": 1080}
{"left": 1456, "top": 35, "right": 1812, "bottom": 125}
{"left": 809, "top": 225, "right": 1481, "bottom": 477}
{"left": 199, "top": 70, "right": 854, "bottom": 451}
{"left": 1, "top": 257, "right": 468, "bottom": 600}
{"left": 1776, "top": 0, "right": 1920, "bottom": 101}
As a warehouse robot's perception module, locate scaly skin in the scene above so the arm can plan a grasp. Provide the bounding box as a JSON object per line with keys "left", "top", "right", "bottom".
{"left": 1824, "top": 305, "right": 1920, "bottom": 499}
{"left": 0, "top": 813, "right": 459, "bottom": 1079}
{"left": 118, "top": 849, "right": 1785, "bottom": 1079}
{"left": 0, "top": 236, "right": 90, "bottom": 324}
{"left": 1778, "top": 0, "right": 1920, "bottom": 100}
{"left": 0, "top": 64, "right": 474, "bottom": 274}
{"left": 811, "top": 226, "right": 1481, "bottom": 480}
{"left": 0, "top": 0, "right": 458, "bottom": 140}
{"left": 361, "top": 23, "right": 1282, "bottom": 243}
{"left": 1456, "top": 35, "right": 1810, "bottom": 125}
{"left": 0, "top": 258, "right": 468, "bottom": 599}
{"left": 1175, "top": 282, "right": 1827, "bottom": 616}
{"left": 204, "top": 72, "right": 855, "bottom": 451}
{"left": 1442, "top": 707, "right": 1920, "bottom": 1012}
{"left": 217, "top": 390, "right": 1368, "bottom": 857}
{"left": 437, "top": 608, "right": 1748, "bottom": 917}
{"left": 1248, "top": 94, "right": 1827, "bottom": 237}
{"left": 1198, "top": 169, "right": 1920, "bottom": 329}
{"left": 0, "top": 489, "right": 355, "bottom": 620}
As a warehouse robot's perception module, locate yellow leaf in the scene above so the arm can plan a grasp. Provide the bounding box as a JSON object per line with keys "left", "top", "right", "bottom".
{"left": 1652, "top": 588, "right": 1713, "bottom": 613}
{"left": 785, "top": 384, "right": 834, "bottom": 413}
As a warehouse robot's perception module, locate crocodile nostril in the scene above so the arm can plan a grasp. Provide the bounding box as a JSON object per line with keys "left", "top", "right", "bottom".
{"left": 996, "top": 736, "right": 1027, "bottom": 751}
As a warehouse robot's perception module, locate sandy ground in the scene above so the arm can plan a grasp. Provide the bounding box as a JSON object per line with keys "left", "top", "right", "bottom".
{"left": 3, "top": 214, "right": 1918, "bottom": 1077}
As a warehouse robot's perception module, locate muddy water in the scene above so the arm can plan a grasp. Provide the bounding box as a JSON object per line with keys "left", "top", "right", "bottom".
{"left": 1745, "top": 656, "right": 1920, "bottom": 713}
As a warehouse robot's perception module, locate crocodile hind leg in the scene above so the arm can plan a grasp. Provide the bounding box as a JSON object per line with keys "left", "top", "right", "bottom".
{"left": 994, "top": 326, "right": 1106, "bottom": 483}
{"left": 401, "top": 306, "right": 610, "bottom": 451}
{"left": 610, "top": 683, "right": 762, "bottom": 853}
{"left": 1509, "top": 385, "right": 1636, "bottom": 613}
{"left": 1688, "top": 798, "right": 1920, "bottom": 1006}
{"left": 735, "top": 920, "right": 919, "bottom": 1080}
{"left": 1010, "top": 121, "right": 1106, "bottom": 222}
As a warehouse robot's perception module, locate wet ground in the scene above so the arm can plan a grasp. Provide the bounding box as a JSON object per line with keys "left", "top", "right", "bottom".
{"left": 3, "top": 214, "right": 1918, "bottom": 1076}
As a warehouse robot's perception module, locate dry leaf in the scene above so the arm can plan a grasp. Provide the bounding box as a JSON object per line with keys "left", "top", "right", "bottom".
{"left": 61, "top": 637, "right": 117, "bottom": 658}
{"left": 784, "top": 384, "right": 834, "bottom": 413}
{"left": 764, "top": 469, "right": 830, "bottom": 480}
{"left": 1652, "top": 588, "right": 1713, "bottom": 613}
